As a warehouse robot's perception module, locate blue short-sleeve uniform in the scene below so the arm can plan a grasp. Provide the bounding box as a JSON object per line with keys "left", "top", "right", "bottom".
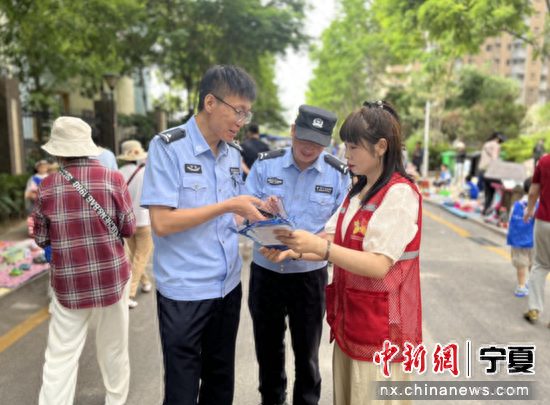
{"left": 141, "top": 116, "right": 244, "bottom": 301}
{"left": 244, "top": 147, "right": 350, "bottom": 273}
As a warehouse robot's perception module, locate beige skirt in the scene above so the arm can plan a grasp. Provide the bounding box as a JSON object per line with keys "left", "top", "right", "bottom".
{"left": 333, "top": 344, "right": 413, "bottom": 405}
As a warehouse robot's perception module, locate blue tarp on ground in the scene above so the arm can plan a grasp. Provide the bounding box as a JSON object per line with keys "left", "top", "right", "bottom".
{"left": 440, "top": 204, "right": 482, "bottom": 219}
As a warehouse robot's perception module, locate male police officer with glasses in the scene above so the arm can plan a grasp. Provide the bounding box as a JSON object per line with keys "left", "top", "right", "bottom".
{"left": 141, "top": 65, "right": 265, "bottom": 405}
{"left": 245, "top": 105, "right": 350, "bottom": 405}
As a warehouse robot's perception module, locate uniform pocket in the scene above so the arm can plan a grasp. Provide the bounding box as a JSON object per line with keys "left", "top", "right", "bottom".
{"left": 309, "top": 192, "right": 335, "bottom": 220}
{"left": 344, "top": 288, "right": 389, "bottom": 346}
{"left": 181, "top": 177, "right": 208, "bottom": 208}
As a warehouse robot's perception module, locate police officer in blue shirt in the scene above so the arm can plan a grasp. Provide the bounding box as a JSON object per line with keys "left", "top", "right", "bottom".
{"left": 141, "top": 65, "right": 265, "bottom": 405}
{"left": 245, "top": 105, "right": 350, "bottom": 405}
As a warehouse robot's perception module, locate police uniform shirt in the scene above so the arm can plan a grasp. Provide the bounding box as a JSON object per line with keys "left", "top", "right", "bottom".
{"left": 140, "top": 116, "right": 244, "bottom": 301}
{"left": 245, "top": 147, "right": 350, "bottom": 273}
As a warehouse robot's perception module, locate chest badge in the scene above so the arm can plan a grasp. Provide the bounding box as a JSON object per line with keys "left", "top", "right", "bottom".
{"left": 185, "top": 164, "right": 202, "bottom": 174}
{"left": 267, "top": 177, "right": 284, "bottom": 186}
{"left": 315, "top": 185, "right": 333, "bottom": 194}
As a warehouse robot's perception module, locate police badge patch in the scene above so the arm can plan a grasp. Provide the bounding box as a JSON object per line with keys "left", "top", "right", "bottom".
{"left": 315, "top": 185, "right": 333, "bottom": 194}
{"left": 185, "top": 164, "right": 202, "bottom": 174}
{"left": 267, "top": 177, "right": 284, "bottom": 186}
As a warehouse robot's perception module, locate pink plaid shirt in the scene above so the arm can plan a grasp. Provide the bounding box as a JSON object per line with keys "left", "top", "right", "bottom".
{"left": 33, "top": 158, "right": 136, "bottom": 309}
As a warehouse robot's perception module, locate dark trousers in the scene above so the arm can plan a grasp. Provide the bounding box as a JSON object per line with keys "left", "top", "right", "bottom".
{"left": 248, "top": 262, "right": 328, "bottom": 405}
{"left": 477, "top": 170, "right": 485, "bottom": 193}
{"left": 157, "top": 284, "right": 242, "bottom": 405}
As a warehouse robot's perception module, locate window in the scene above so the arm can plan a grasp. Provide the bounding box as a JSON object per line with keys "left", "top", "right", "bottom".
{"left": 486, "top": 45, "right": 493, "bottom": 51}
{"left": 506, "top": 60, "right": 511, "bottom": 65}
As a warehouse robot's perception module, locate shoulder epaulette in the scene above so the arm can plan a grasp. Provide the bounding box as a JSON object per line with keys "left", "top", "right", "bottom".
{"left": 258, "top": 148, "right": 286, "bottom": 161}
{"left": 227, "top": 142, "right": 243, "bottom": 152}
{"left": 158, "top": 127, "right": 186, "bottom": 144}
{"left": 324, "top": 154, "right": 349, "bottom": 175}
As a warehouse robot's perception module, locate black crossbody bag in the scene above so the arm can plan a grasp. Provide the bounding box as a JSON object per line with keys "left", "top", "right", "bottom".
{"left": 59, "top": 164, "right": 124, "bottom": 244}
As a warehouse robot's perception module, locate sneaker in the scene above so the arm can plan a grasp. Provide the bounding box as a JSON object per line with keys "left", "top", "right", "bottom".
{"left": 524, "top": 309, "right": 538, "bottom": 323}
{"left": 142, "top": 284, "right": 152, "bottom": 293}
{"left": 129, "top": 299, "right": 139, "bottom": 309}
{"left": 515, "top": 285, "right": 528, "bottom": 297}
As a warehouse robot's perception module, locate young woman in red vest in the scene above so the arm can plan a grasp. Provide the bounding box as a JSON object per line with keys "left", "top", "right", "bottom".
{"left": 261, "top": 100, "right": 422, "bottom": 404}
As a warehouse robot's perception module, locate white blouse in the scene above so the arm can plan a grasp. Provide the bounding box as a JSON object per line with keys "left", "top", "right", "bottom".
{"left": 325, "top": 184, "right": 420, "bottom": 264}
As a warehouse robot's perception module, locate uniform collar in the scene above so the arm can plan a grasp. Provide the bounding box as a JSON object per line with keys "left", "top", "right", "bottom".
{"left": 283, "top": 147, "right": 323, "bottom": 173}
{"left": 187, "top": 116, "right": 229, "bottom": 158}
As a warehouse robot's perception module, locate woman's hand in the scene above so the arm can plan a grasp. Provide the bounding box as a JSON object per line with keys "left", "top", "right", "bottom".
{"left": 273, "top": 229, "right": 326, "bottom": 255}
{"left": 258, "top": 247, "right": 297, "bottom": 263}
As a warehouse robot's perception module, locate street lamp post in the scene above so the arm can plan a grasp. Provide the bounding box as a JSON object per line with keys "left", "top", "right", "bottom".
{"left": 102, "top": 73, "right": 120, "bottom": 154}
{"left": 423, "top": 100, "right": 430, "bottom": 178}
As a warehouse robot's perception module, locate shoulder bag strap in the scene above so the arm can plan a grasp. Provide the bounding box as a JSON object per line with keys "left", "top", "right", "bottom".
{"left": 126, "top": 163, "right": 145, "bottom": 186}
{"left": 58, "top": 164, "right": 124, "bottom": 244}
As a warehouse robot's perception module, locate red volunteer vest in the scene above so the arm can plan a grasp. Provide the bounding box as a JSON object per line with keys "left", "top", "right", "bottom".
{"left": 326, "top": 173, "right": 423, "bottom": 362}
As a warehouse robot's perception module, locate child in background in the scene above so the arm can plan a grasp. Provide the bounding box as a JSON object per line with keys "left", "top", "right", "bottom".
{"left": 465, "top": 175, "right": 479, "bottom": 200}
{"left": 433, "top": 164, "right": 452, "bottom": 189}
{"left": 507, "top": 178, "right": 538, "bottom": 297}
{"left": 24, "top": 160, "right": 49, "bottom": 214}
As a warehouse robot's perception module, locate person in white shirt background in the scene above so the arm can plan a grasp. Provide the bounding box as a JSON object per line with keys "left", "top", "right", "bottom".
{"left": 118, "top": 140, "right": 153, "bottom": 308}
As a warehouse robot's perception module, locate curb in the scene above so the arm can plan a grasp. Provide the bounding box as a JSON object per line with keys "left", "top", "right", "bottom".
{"left": 0, "top": 269, "right": 49, "bottom": 302}
{"left": 424, "top": 199, "right": 508, "bottom": 239}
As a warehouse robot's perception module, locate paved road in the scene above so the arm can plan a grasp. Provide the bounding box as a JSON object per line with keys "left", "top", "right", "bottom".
{"left": 0, "top": 204, "right": 547, "bottom": 404}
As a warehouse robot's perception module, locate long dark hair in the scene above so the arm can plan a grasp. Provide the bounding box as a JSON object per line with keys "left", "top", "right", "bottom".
{"left": 340, "top": 100, "right": 413, "bottom": 205}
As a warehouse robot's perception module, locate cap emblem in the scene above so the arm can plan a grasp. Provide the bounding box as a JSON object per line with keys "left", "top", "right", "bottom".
{"left": 312, "top": 118, "right": 324, "bottom": 128}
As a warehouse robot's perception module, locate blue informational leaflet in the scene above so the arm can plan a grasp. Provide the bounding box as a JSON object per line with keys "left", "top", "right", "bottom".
{"left": 230, "top": 198, "right": 295, "bottom": 248}
{"left": 231, "top": 217, "right": 296, "bottom": 248}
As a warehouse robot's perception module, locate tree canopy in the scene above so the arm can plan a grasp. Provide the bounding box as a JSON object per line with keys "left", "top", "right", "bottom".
{"left": 373, "top": 0, "right": 537, "bottom": 60}
{"left": 306, "top": 0, "right": 390, "bottom": 125}
{"left": 0, "top": 0, "right": 143, "bottom": 109}
{"left": 0, "top": 0, "right": 308, "bottom": 129}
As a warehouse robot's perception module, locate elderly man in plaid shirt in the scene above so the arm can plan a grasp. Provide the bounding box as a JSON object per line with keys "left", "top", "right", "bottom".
{"left": 32, "top": 117, "right": 136, "bottom": 405}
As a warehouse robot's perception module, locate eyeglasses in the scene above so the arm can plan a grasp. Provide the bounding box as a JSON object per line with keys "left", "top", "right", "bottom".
{"left": 212, "top": 94, "right": 253, "bottom": 124}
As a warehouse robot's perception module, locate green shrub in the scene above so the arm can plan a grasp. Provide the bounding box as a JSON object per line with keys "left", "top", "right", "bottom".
{"left": 118, "top": 113, "right": 157, "bottom": 145}
{"left": 500, "top": 132, "right": 550, "bottom": 163}
{"left": 0, "top": 173, "right": 32, "bottom": 223}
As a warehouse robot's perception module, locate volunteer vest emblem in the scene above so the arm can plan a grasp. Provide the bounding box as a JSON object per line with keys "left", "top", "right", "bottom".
{"left": 312, "top": 118, "right": 324, "bottom": 128}
{"left": 185, "top": 164, "right": 202, "bottom": 173}
{"left": 267, "top": 177, "right": 283, "bottom": 186}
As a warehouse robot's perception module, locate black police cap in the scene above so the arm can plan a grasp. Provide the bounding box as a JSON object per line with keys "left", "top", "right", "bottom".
{"left": 294, "top": 105, "right": 337, "bottom": 147}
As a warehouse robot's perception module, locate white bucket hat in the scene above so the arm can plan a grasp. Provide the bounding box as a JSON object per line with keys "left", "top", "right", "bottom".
{"left": 41, "top": 117, "right": 100, "bottom": 157}
{"left": 117, "top": 140, "right": 148, "bottom": 161}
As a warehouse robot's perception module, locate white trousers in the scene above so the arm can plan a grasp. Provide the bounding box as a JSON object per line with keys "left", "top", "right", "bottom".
{"left": 39, "top": 282, "right": 130, "bottom": 405}
{"left": 527, "top": 220, "right": 550, "bottom": 313}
